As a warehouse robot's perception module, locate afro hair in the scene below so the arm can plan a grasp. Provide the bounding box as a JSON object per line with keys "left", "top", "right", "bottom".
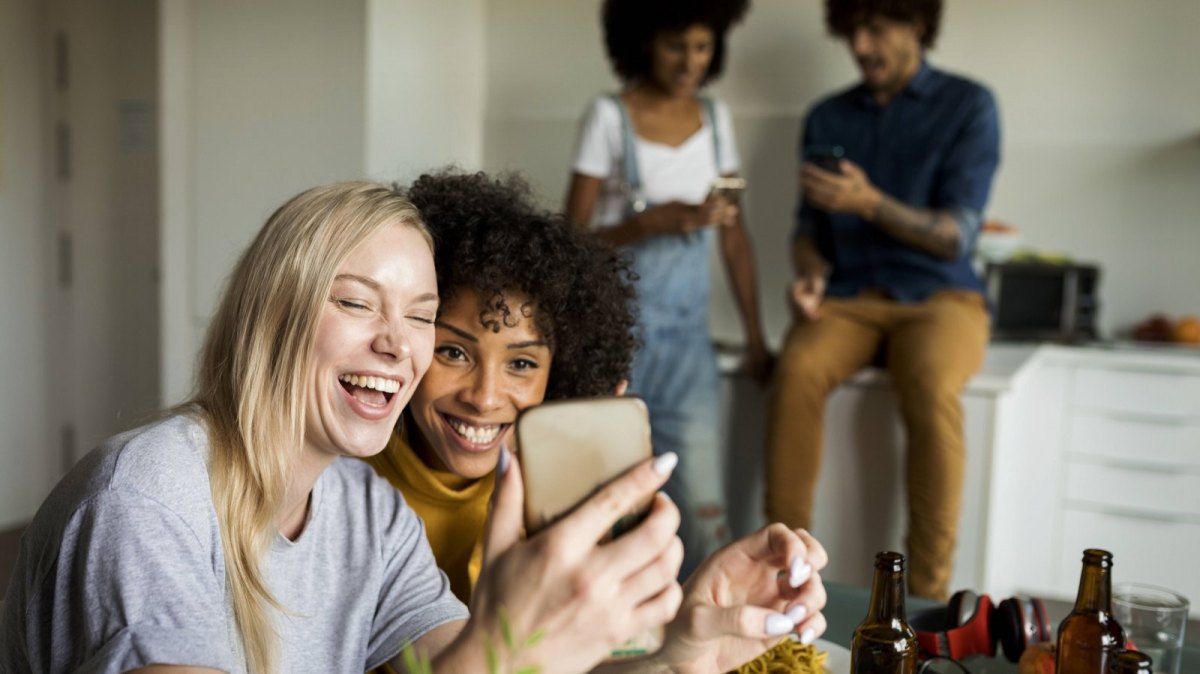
{"left": 402, "top": 169, "right": 639, "bottom": 400}
{"left": 602, "top": 0, "right": 751, "bottom": 85}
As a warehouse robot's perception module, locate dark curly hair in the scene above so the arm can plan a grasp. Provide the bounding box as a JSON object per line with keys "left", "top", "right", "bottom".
{"left": 401, "top": 169, "right": 639, "bottom": 400}
{"left": 602, "top": 0, "right": 750, "bottom": 85}
{"left": 825, "top": 0, "right": 942, "bottom": 49}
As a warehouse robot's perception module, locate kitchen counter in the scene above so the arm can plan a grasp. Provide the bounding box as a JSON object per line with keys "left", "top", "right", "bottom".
{"left": 719, "top": 340, "right": 1200, "bottom": 612}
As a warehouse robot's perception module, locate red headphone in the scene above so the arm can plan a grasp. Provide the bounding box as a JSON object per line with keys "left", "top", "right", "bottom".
{"left": 909, "top": 590, "right": 1051, "bottom": 663}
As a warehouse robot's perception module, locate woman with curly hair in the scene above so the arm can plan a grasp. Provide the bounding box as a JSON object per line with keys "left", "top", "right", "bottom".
{"left": 365, "top": 169, "right": 639, "bottom": 604}
{"left": 564, "top": 0, "right": 764, "bottom": 579}
{"left": 365, "top": 169, "right": 831, "bottom": 672}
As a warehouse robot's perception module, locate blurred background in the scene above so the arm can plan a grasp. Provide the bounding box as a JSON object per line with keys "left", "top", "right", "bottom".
{"left": 1, "top": 0, "right": 1198, "bottom": 553}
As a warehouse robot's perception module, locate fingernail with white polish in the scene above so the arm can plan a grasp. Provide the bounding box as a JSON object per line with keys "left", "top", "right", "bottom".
{"left": 789, "top": 559, "right": 812, "bottom": 588}
{"left": 765, "top": 613, "right": 796, "bottom": 636}
{"left": 497, "top": 445, "right": 511, "bottom": 476}
{"left": 786, "top": 604, "right": 808, "bottom": 623}
{"left": 653, "top": 452, "right": 678, "bottom": 476}
{"left": 800, "top": 627, "right": 817, "bottom": 645}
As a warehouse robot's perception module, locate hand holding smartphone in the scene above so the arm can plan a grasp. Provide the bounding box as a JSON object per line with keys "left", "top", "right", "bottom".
{"left": 517, "top": 396, "right": 654, "bottom": 541}
{"left": 805, "top": 144, "right": 845, "bottom": 174}
{"left": 707, "top": 176, "right": 746, "bottom": 203}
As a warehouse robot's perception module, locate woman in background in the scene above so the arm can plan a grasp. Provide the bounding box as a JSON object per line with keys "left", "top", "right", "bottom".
{"left": 369, "top": 169, "right": 828, "bottom": 673}
{"left": 564, "top": 0, "right": 767, "bottom": 578}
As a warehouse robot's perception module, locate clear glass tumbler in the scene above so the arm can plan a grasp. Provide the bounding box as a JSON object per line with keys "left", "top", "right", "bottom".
{"left": 1112, "top": 583, "right": 1189, "bottom": 674}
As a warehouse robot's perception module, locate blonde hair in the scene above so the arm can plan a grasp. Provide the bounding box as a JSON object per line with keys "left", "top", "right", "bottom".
{"left": 188, "top": 181, "right": 429, "bottom": 672}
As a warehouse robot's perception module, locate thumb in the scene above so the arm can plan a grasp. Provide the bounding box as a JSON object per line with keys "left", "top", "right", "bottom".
{"left": 681, "top": 604, "right": 802, "bottom": 642}
{"left": 483, "top": 446, "right": 524, "bottom": 566}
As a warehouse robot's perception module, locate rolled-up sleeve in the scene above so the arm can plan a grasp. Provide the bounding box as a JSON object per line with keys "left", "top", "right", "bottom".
{"left": 19, "top": 492, "right": 235, "bottom": 673}
{"left": 935, "top": 87, "right": 1001, "bottom": 256}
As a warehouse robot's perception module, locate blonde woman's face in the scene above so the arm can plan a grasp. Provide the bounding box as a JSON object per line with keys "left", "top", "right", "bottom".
{"left": 409, "top": 288, "right": 552, "bottom": 480}
{"left": 304, "top": 221, "right": 438, "bottom": 462}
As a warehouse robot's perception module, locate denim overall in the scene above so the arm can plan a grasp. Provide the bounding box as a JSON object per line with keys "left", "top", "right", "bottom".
{"left": 611, "top": 95, "right": 730, "bottom": 578}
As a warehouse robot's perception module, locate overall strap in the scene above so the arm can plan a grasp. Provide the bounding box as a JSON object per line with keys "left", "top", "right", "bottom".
{"left": 699, "top": 95, "right": 724, "bottom": 172}
{"left": 608, "top": 93, "right": 641, "bottom": 192}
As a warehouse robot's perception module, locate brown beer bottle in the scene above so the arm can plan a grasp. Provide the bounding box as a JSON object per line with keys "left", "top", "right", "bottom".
{"left": 1109, "top": 650, "right": 1153, "bottom": 674}
{"left": 851, "top": 551, "right": 918, "bottom": 674}
{"left": 1057, "top": 549, "right": 1126, "bottom": 674}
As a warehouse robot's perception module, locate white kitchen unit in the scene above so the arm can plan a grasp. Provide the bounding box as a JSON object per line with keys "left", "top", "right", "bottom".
{"left": 721, "top": 343, "right": 1200, "bottom": 615}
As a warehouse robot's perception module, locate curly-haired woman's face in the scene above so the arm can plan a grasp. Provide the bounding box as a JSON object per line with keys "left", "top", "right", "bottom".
{"left": 409, "top": 288, "right": 552, "bottom": 480}
{"left": 649, "top": 24, "right": 714, "bottom": 97}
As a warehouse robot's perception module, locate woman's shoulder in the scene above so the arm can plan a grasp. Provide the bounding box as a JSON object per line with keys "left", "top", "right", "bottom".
{"left": 37, "top": 415, "right": 212, "bottom": 520}
{"left": 581, "top": 93, "right": 624, "bottom": 123}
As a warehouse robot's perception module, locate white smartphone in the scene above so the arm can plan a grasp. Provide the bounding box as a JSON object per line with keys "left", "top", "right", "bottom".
{"left": 516, "top": 396, "right": 653, "bottom": 541}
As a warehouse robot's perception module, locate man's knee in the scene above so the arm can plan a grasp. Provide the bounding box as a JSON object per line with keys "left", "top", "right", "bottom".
{"left": 773, "top": 335, "right": 849, "bottom": 397}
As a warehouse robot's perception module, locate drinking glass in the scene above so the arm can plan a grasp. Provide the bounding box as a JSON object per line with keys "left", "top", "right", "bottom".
{"left": 1112, "top": 583, "right": 1189, "bottom": 674}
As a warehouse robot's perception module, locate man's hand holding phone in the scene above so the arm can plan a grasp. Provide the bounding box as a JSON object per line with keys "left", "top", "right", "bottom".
{"left": 800, "top": 147, "right": 883, "bottom": 219}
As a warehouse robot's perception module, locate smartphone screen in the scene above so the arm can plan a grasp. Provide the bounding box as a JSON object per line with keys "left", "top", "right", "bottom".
{"left": 805, "top": 144, "right": 845, "bottom": 173}
{"left": 516, "top": 396, "right": 653, "bottom": 541}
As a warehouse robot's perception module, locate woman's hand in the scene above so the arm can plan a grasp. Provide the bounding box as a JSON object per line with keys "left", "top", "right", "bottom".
{"left": 638, "top": 201, "right": 731, "bottom": 238}
{"left": 453, "top": 449, "right": 684, "bottom": 674}
{"left": 652, "top": 524, "right": 829, "bottom": 674}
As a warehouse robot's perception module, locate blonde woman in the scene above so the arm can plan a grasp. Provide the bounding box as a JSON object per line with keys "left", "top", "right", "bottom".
{"left": 1, "top": 182, "right": 685, "bottom": 673}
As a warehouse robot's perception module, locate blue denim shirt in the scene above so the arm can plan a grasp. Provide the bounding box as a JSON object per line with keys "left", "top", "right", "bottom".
{"left": 795, "top": 62, "right": 1001, "bottom": 302}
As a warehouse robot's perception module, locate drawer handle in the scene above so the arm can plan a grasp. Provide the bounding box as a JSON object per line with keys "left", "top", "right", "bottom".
{"left": 1068, "top": 454, "right": 1197, "bottom": 475}
{"left": 1066, "top": 501, "right": 1200, "bottom": 525}
{"left": 1074, "top": 408, "right": 1199, "bottom": 427}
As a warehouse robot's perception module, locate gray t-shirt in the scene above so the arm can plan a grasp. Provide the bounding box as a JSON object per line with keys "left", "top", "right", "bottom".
{"left": 1, "top": 415, "right": 468, "bottom": 673}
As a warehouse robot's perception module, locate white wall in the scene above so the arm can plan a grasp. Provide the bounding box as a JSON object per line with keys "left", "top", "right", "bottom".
{"left": 160, "top": 0, "right": 488, "bottom": 404}
{"left": 160, "top": 0, "right": 369, "bottom": 403}
{"left": 365, "top": 0, "right": 486, "bottom": 182}
{"left": 483, "top": 0, "right": 1200, "bottom": 345}
{"left": 0, "top": 0, "right": 51, "bottom": 530}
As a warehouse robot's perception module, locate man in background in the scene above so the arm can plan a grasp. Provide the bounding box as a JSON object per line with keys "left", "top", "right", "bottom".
{"left": 766, "top": 0, "right": 1000, "bottom": 600}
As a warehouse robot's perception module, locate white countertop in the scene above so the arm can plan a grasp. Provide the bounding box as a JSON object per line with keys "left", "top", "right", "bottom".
{"left": 718, "top": 340, "right": 1200, "bottom": 396}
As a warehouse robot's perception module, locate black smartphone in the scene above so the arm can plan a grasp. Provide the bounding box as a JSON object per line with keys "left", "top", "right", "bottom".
{"left": 806, "top": 144, "right": 845, "bottom": 174}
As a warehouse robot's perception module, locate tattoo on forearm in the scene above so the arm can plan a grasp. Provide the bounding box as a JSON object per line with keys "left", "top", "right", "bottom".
{"left": 873, "top": 195, "right": 960, "bottom": 260}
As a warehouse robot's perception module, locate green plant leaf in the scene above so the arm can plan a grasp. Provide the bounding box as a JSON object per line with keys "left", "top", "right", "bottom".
{"left": 500, "top": 608, "right": 515, "bottom": 650}
{"left": 399, "top": 643, "right": 434, "bottom": 674}
{"left": 486, "top": 640, "right": 500, "bottom": 674}
{"left": 523, "top": 629, "right": 545, "bottom": 648}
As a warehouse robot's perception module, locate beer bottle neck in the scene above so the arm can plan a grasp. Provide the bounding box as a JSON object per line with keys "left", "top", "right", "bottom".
{"left": 1073, "top": 563, "right": 1113, "bottom": 614}
{"left": 868, "top": 569, "right": 908, "bottom": 622}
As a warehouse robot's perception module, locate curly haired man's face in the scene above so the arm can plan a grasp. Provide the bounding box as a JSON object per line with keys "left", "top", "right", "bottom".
{"left": 649, "top": 24, "right": 715, "bottom": 97}
{"left": 846, "top": 15, "right": 924, "bottom": 99}
{"left": 410, "top": 288, "right": 552, "bottom": 480}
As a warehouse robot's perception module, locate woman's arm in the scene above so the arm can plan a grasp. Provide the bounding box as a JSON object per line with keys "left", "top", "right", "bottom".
{"left": 564, "top": 172, "right": 710, "bottom": 247}
{"left": 717, "top": 194, "right": 771, "bottom": 383}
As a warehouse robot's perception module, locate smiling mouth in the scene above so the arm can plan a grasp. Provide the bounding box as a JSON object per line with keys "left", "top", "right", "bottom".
{"left": 338, "top": 373, "right": 400, "bottom": 407}
{"left": 441, "top": 413, "right": 507, "bottom": 446}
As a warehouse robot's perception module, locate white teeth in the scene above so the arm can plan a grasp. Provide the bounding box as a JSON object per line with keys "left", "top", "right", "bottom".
{"left": 339, "top": 374, "right": 400, "bottom": 394}
{"left": 446, "top": 417, "right": 501, "bottom": 445}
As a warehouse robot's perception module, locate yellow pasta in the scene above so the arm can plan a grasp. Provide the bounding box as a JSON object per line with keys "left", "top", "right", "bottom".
{"left": 732, "top": 640, "right": 828, "bottom": 674}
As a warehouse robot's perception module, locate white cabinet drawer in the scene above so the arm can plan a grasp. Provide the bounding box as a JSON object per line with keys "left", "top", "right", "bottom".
{"left": 1073, "top": 368, "right": 1200, "bottom": 418}
{"left": 1069, "top": 413, "right": 1200, "bottom": 468}
{"left": 1057, "top": 509, "right": 1200, "bottom": 618}
{"left": 1065, "top": 460, "right": 1200, "bottom": 517}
